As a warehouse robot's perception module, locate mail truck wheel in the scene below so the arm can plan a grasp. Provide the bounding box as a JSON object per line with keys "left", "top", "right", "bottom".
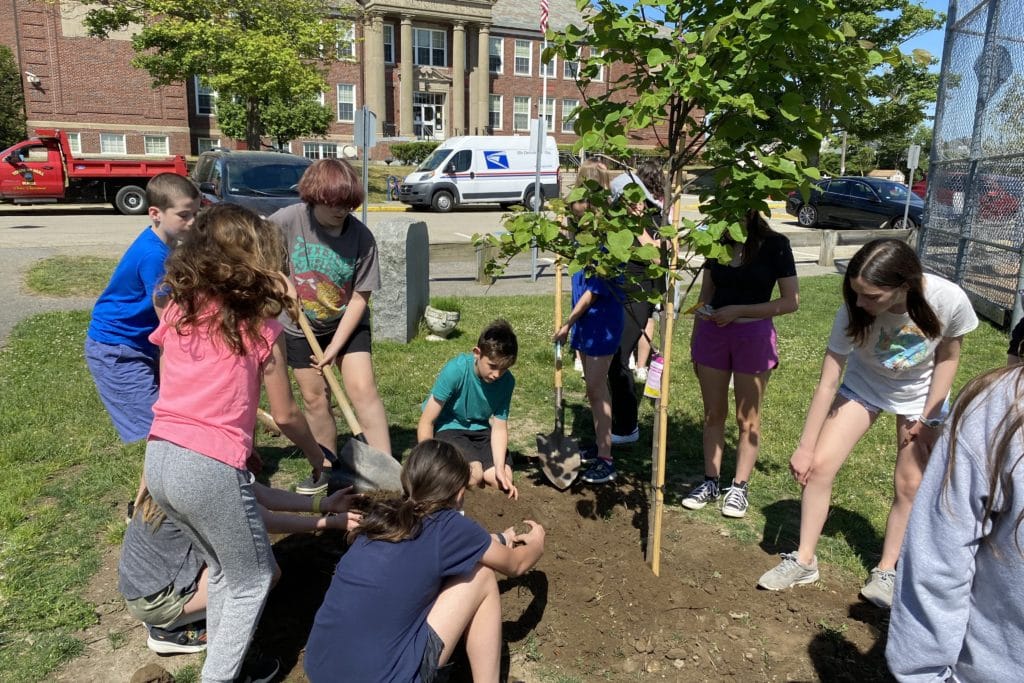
{"left": 432, "top": 190, "right": 454, "bottom": 212}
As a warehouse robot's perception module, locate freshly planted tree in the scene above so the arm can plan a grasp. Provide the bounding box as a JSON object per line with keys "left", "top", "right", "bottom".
{"left": 81, "top": 0, "right": 349, "bottom": 150}
{"left": 0, "top": 45, "right": 27, "bottom": 150}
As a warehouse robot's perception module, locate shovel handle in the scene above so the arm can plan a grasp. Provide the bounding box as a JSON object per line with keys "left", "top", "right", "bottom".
{"left": 554, "top": 262, "right": 564, "bottom": 390}
{"left": 293, "top": 310, "right": 365, "bottom": 438}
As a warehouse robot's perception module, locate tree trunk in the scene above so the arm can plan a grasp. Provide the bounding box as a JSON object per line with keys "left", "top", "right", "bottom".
{"left": 246, "top": 98, "right": 261, "bottom": 150}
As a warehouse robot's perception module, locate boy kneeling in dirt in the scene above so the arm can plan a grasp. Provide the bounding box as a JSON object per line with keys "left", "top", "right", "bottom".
{"left": 417, "top": 320, "right": 519, "bottom": 500}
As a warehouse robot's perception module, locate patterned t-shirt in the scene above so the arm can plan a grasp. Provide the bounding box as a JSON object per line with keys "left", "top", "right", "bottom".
{"left": 270, "top": 203, "right": 381, "bottom": 336}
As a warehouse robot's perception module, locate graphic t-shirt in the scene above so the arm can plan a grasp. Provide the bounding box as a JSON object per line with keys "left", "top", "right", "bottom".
{"left": 304, "top": 509, "right": 491, "bottom": 683}
{"left": 827, "top": 273, "right": 978, "bottom": 414}
{"left": 707, "top": 232, "right": 797, "bottom": 308}
{"left": 424, "top": 352, "right": 515, "bottom": 432}
{"left": 270, "top": 203, "right": 381, "bottom": 336}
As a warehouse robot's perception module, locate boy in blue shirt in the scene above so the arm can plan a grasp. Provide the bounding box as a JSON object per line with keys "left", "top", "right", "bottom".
{"left": 418, "top": 320, "right": 519, "bottom": 499}
{"left": 85, "top": 173, "right": 200, "bottom": 443}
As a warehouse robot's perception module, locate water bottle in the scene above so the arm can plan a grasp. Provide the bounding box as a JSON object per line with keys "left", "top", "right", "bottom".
{"left": 644, "top": 353, "right": 664, "bottom": 399}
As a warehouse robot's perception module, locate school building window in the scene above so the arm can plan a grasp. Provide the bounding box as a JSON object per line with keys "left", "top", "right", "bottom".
{"left": 194, "top": 77, "right": 216, "bottom": 115}
{"left": 337, "top": 84, "right": 356, "bottom": 122}
{"left": 489, "top": 37, "right": 503, "bottom": 73}
{"left": 197, "top": 138, "right": 219, "bottom": 153}
{"left": 489, "top": 95, "right": 503, "bottom": 130}
{"left": 66, "top": 132, "right": 81, "bottom": 154}
{"left": 541, "top": 52, "right": 556, "bottom": 78}
{"left": 383, "top": 24, "right": 395, "bottom": 63}
{"left": 303, "top": 142, "right": 339, "bottom": 159}
{"left": 336, "top": 23, "right": 356, "bottom": 59}
{"left": 514, "top": 40, "right": 532, "bottom": 75}
{"left": 563, "top": 59, "right": 578, "bottom": 80}
{"left": 541, "top": 97, "right": 555, "bottom": 132}
{"left": 562, "top": 99, "right": 579, "bottom": 133}
{"left": 99, "top": 133, "right": 126, "bottom": 155}
{"left": 414, "top": 28, "right": 446, "bottom": 67}
{"left": 144, "top": 135, "right": 169, "bottom": 156}
{"left": 513, "top": 96, "right": 531, "bottom": 131}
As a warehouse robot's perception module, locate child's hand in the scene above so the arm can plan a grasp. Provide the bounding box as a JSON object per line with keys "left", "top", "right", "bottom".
{"left": 496, "top": 464, "right": 519, "bottom": 501}
{"left": 789, "top": 445, "right": 815, "bottom": 486}
{"left": 323, "top": 486, "right": 363, "bottom": 514}
{"left": 325, "top": 511, "right": 363, "bottom": 531}
{"left": 519, "top": 520, "right": 546, "bottom": 547}
{"left": 313, "top": 341, "right": 342, "bottom": 371}
{"left": 552, "top": 324, "right": 570, "bottom": 344}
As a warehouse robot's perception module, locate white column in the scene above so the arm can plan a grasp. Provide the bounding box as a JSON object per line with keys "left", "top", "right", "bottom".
{"left": 452, "top": 22, "right": 466, "bottom": 136}
{"left": 400, "top": 16, "right": 414, "bottom": 137}
{"left": 364, "top": 14, "right": 386, "bottom": 135}
{"left": 476, "top": 24, "right": 491, "bottom": 134}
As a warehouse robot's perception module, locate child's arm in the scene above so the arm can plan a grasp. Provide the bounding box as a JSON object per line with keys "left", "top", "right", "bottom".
{"left": 901, "top": 335, "right": 965, "bottom": 459}
{"left": 316, "top": 290, "right": 371, "bottom": 370}
{"left": 417, "top": 396, "right": 445, "bottom": 442}
{"left": 252, "top": 481, "right": 360, "bottom": 515}
{"left": 263, "top": 336, "right": 327, "bottom": 479}
{"left": 481, "top": 520, "right": 546, "bottom": 577}
{"left": 490, "top": 418, "right": 517, "bottom": 500}
{"left": 553, "top": 290, "right": 596, "bottom": 343}
{"left": 260, "top": 506, "right": 360, "bottom": 534}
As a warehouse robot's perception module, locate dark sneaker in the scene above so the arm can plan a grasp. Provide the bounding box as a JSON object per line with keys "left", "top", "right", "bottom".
{"left": 721, "top": 481, "right": 749, "bottom": 518}
{"left": 147, "top": 622, "right": 207, "bottom": 654}
{"left": 860, "top": 567, "right": 896, "bottom": 608}
{"left": 234, "top": 657, "right": 280, "bottom": 683}
{"left": 757, "top": 552, "right": 820, "bottom": 591}
{"left": 681, "top": 479, "right": 719, "bottom": 510}
{"left": 581, "top": 458, "right": 616, "bottom": 484}
{"left": 295, "top": 468, "right": 330, "bottom": 495}
{"left": 579, "top": 444, "right": 598, "bottom": 465}
{"left": 611, "top": 426, "right": 640, "bottom": 445}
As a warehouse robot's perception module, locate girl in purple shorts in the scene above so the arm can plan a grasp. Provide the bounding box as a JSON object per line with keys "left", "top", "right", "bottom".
{"left": 685, "top": 211, "right": 799, "bottom": 517}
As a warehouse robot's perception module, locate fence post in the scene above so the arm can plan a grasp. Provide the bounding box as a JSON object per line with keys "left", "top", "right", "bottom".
{"left": 818, "top": 230, "right": 838, "bottom": 267}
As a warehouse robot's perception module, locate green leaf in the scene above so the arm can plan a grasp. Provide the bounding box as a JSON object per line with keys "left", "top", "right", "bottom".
{"left": 606, "top": 229, "right": 634, "bottom": 261}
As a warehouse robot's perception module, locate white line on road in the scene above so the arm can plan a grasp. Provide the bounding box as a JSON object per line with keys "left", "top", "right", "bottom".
{"left": 454, "top": 232, "right": 473, "bottom": 240}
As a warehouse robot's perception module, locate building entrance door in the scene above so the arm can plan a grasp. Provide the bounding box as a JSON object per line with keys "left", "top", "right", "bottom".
{"left": 413, "top": 93, "right": 445, "bottom": 139}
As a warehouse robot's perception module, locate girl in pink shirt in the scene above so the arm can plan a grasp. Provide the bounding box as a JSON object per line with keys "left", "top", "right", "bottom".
{"left": 145, "top": 204, "right": 326, "bottom": 683}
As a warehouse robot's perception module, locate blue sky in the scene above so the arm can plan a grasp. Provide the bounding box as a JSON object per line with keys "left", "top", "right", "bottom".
{"left": 899, "top": 0, "right": 949, "bottom": 69}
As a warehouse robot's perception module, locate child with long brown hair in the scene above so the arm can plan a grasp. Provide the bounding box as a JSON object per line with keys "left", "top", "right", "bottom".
{"left": 757, "top": 238, "right": 977, "bottom": 608}
{"left": 145, "top": 203, "right": 328, "bottom": 683}
{"left": 887, "top": 364, "right": 1024, "bottom": 680}
{"left": 305, "top": 439, "right": 546, "bottom": 683}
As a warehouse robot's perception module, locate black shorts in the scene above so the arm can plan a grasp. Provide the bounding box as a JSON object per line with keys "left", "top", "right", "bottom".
{"left": 285, "top": 324, "right": 372, "bottom": 369}
{"left": 1009, "top": 318, "right": 1024, "bottom": 358}
{"left": 418, "top": 625, "right": 452, "bottom": 683}
{"left": 435, "top": 429, "right": 495, "bottom": 470}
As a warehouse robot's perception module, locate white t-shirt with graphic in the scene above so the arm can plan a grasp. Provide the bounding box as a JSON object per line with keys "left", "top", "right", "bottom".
{"left": 827, "top": 273, "right": 978, "bottom": 415}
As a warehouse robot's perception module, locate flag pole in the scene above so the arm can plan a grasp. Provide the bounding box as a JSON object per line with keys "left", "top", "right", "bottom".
{"left": 532, "top": 6, "right": 550, "bottom": 281}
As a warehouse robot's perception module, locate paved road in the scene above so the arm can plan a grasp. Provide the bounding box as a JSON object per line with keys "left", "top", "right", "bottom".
{"left": 0, "top": 201, "right": 850, "bottom": 348}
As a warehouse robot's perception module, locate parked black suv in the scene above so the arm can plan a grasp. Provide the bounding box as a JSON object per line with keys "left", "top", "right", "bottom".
{"left": 191, "top": 150, "right": 312, "bottom": 217}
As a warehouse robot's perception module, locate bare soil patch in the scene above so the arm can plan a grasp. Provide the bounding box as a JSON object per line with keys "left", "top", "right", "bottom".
{"left": 54, "top": 467, "right": 892, "bottom": 683}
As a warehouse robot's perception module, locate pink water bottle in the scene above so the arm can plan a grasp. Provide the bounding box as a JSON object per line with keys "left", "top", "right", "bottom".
{"left": 644, "top": 353, "right": 664, "bottom": 399}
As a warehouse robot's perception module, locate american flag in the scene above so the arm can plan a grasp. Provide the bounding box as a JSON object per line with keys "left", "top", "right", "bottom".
{"left": 540, "top": 0, "right": 549, "bottom": 33}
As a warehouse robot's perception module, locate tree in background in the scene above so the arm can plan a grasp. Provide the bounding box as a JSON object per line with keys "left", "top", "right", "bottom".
{"left": 217, "top": 96, "right": 334, "bottom": 152}
{"left": 0, "top": 45, "right": 27, "bottom": 150}
{"left": 875, "top": 122, "right": 933, "bottom": 173}
{"left": 81, "top": 0, "right": 348, "bottom": 150}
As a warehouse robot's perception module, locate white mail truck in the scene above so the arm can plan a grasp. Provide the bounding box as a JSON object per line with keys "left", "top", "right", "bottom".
{"left": 398, "top": 135, "right": 560, "bottom": 212}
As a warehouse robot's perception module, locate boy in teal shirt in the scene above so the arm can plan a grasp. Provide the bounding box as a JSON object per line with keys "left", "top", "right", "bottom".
{"left": 418, "top": 320, "right": 519, "bottom": 499}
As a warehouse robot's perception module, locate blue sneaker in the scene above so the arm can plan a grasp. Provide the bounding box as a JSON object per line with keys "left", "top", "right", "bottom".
{"left": 579, "top": 444, "right": 598, "bottom": 465}
{"left": 581, "top": 458, "right": 616, "bottom": 484}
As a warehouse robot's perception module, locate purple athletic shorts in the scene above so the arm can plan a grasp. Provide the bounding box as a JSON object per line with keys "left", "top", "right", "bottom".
{"left": 690, "top": 317, "right": 778, "bottom": 375}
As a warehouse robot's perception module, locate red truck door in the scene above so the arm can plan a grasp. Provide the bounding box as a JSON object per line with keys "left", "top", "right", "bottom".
{"left": 0, "top": 140, "right": 65, "bottom": 200}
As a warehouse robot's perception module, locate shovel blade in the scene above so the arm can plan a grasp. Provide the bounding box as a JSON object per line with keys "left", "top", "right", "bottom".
{"left": 536, "top": 432, "right": 581, "bottom": 490}
{"left": 330, "top": 438, "right": 403, "bottom": 493}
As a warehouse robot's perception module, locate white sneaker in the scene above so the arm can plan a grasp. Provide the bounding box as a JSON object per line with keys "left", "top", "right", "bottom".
{"left": 611, "top": 426, "right": 640, "bottom": 445}
{"left": 757, "top": 552, "right": 820, "bottom": 591}
{"left": 860, "top": 567, "right": 895, "bottom": 608}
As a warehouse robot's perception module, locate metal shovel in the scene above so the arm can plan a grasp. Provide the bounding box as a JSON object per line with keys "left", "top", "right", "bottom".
{"left": 294, "top": 312, "right": 403, "bottom": 493}
{"left": 536, "top": 263, "right": 581, "bottom": 489}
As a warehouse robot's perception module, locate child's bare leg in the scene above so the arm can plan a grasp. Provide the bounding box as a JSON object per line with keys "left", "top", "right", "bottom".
{"left": 340, "top": 351, "right": 392, "bottom": 456}
{"left": 583, "top": 354, "right": 615, "bottom": 459}
{"left": 469, "top": 461, "right": 485, "bottom": 488}
{"left": 426, "top": 565, "right": 502, "bottom": 683}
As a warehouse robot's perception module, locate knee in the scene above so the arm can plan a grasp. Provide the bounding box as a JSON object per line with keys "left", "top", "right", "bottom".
{"left": 893, "top": 472, "right": 923, "bottom": 503}
{"left": 301, "top": 387, "right": 331, "bottom": 414}
{"left": 703, "top": 405, "right": 727, "bottom": 427}
{"left": 471, "top": 564, "right": 498, "bottom": 593}
{"left": 735, "top": 418, "right": 761, "bottom": 442}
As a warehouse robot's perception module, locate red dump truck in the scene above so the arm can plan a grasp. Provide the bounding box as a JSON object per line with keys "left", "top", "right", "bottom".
{"left": 0, "top": 129, "right": 188, "bottom": 214}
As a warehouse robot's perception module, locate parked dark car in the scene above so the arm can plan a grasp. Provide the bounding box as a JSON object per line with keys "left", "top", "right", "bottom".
{"left": 786, "top": 176, "right": 924, "bottom": 229}
{"left": 191, "top": 150, "right": 312, "bottom": 217}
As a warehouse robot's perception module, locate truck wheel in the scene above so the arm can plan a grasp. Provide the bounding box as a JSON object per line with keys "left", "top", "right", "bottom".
{"left": 114, "top": 185, "right": 147, "bottom": 215}
{"left": 524, "top": 187, "right": 544, "bottom": 211}
{"left": 432, "top": 190, "right": 454, "bottom": 213}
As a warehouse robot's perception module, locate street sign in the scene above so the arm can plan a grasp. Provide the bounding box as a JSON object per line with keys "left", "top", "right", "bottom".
{"left": 354, "top": 107, "right": 377, "bottom": 149}
{"left": 907, "top": 144, "right": 921, "bottom": 170}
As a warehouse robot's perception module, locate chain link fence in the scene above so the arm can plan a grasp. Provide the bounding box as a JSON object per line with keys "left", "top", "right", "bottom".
{"left": 920, "top": 0, "right": 1024, "bottom": 326}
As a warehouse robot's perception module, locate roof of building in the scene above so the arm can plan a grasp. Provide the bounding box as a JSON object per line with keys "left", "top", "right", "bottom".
{"left": 492, "top": 0, "right": 586, "bottom": 33}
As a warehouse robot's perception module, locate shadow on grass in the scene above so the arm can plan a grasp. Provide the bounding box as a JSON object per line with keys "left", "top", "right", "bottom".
{"left": 808, "top": 601, "right": 892, "bottom": 682}
{"left": 760, "top": 500, "right": 884, "bottom": 571}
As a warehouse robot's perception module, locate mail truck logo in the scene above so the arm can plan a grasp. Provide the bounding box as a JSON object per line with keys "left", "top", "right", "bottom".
{"left": 484, "top": 151, "right": 509, "bottom": 170}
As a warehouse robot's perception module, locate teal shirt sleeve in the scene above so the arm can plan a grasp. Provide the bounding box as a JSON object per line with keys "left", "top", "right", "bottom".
{"left": 491, "top": 372, "right": 515, "bottom": 421}
{"left": 422, "top": 354, "right": 464, "bottom": 411}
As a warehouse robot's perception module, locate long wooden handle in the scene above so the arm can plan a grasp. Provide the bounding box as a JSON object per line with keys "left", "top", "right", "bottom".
{"left": 554, "top": 262, "right": 563, "bottom": 390}
{"left": 294, "top": 311, "right": 364, "bottom": 438}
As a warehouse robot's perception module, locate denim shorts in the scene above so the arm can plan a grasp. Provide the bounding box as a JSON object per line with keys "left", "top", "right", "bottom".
{"left": 837, "top": 384, "right": 950, "bottom": 420}
{"left": 690, "top": 317, "right": 778, "bottom": 375}
{"left": 418, "top": 625, "right": 452, "bottom": 683}
{"left": 84, "top": 337, "right": 159, "bottom": 443}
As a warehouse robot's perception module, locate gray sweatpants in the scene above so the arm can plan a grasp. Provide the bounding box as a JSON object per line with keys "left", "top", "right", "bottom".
{"left": 145, "top": 439, "right": 274, "bottom": 683}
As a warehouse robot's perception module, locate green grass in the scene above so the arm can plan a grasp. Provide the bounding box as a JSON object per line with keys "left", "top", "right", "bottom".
{"left": 25, "top": 256, "right": 118, "bottom": 298}
{"left": 0, "top": 272, "right": 1011, "bottom": 680}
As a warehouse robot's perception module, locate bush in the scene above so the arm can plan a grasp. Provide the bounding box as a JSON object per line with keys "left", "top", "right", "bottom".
{"left": 390, "top": 141, "right": 441, "bottom": 166}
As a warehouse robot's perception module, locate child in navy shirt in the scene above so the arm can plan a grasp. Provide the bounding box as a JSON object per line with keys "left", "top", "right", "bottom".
{"left": 305, "top": 439, "right": 546, "bottom": 683}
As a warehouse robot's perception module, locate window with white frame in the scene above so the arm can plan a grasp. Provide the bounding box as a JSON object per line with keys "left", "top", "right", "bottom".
{"left": 541, "top": 97, "right": 555, "bottom": 132}
{"left": 591, "top": 51, "right": 604, "bottom": 81}
{"left": 413, "top": 28, "right": 446, "bottom": 67}
{"left": 513, "top": 96, "right": 531, "bottom": 131}
{"left": 514, "top": 40, "right": 532, "bottom": 75}
{"left": 66, "top": 132, "right": 81, "bottom": 154}
{"left": 561, "top": 99, "right": 579, "bottom": 133}
{"left": 303, "top": 142, "right": 339, "bottom": 159}
{"left": 336, "top": 23, "right": 356, "bottom": 59}
{"left": 194, "top": 76, "right": 216, "bottom": 115}
{"left": 337, "top": 84, "right": 356, "bottom": 122}
{"left": 99, "top": 133, "right": 126, "bottom": 155}
{"left": 563, "top": 59, "right": 579, "bottom": 80}
{"left": 383, "top": 24, "right": 395, "bottom": 63}
{"left": 317, "top": 91, "right": 325, "bottom": 105}
{"left": 489, "top": 95, "right": 503, "bottom": 130}
{"left": 488, "top": 37, "right": 503, "bottom": 73}
{"left": 197, "top": 138, "right": 219, "bottom": 153}
{"left": 143, "top": 135, "right": 169, "bottom": 156}
{"left": 540, "top": 52, "right": 556, "bottom": 78}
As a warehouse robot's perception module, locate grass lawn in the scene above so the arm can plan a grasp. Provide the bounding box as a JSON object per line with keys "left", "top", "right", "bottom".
{"left": 0, "top": 266, "right": 1011, "bottom": 680}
